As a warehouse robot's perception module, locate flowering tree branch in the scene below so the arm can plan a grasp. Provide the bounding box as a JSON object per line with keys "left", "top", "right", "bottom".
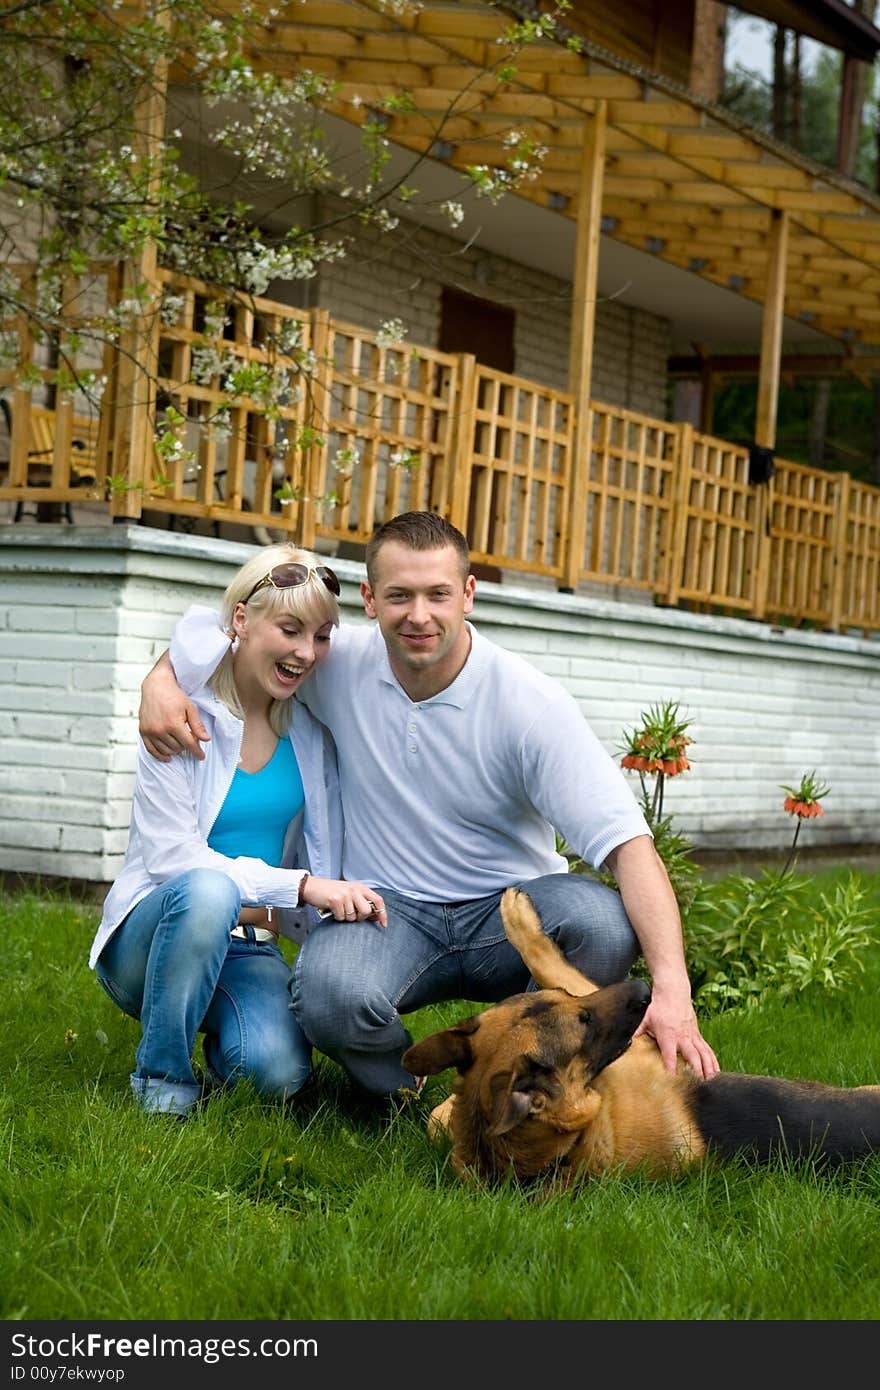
{"left": 0, "top": 0, "right": 565, "bottom": 495}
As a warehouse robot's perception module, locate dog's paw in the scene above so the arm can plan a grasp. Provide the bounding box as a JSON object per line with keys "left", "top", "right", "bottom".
{"left": 427, "top": 1096, "right": 455, "bottom": 1145}
{"left": 500, "top": 887, "right": 543, "bottom": 945}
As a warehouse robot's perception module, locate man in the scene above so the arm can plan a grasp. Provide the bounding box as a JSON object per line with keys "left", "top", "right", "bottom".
{"left": 141, "top": 511, "right": 718, "bottom": 1096}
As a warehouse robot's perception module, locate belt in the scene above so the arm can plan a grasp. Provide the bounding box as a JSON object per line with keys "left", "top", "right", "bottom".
{"left": 230, "top": 925, "right": 279, "bottom": 943}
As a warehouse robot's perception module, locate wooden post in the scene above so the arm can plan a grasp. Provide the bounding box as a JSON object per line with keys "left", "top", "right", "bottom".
{"left": 51, "top": 275, "right": 77, "bottom": 491}
{"left": 699, "top": 358, "right": 714, "bottom": 434}
{"left": 835, "top": 51, "right": 870, "bottom": 180}
{"left": 449, "top": 352, "right": 478, "bottom": 537}
{"left": 299, "top": 307, "right": 332, "bottom": 548}
{"left": 665, "top": 421, "right": 694, "bottom": 607}
{"left": 93, "top": 262, "right": 121, "bottom": 491}
{"left": 755, "top": 210, "right": 788, "bottom": 452}
{"left": 752, "top": 208, "right": 789, "bottom": 620}
{"left": 562, "top": 103, "right": 606, "bottom": 592}
{"left": 9, "top": 269, "right": 36, "bottom": 490}
{"left": 110, "top": 7, "right": 168, "bottom": 521}
{"left": 829, "top": 471, "right": 851, "bottom": 632}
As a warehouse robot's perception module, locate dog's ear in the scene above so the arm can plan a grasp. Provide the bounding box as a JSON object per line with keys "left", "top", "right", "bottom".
{"left": 402, "top": 1016, "right": 480, "bottom": 1075}
{"left": 486, "top": 1068, "right": 534, "bottom": 1137}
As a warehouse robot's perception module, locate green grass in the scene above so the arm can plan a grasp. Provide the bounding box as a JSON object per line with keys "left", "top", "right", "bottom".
{"left": 3, "top": 869, "right": 880, "bottom": 1322}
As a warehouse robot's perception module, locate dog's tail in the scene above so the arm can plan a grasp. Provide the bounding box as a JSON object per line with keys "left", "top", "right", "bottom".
{"left": 500, "top": 888, "right": 599, "bottom": 995}
{"left": 692, "top": 1072, "right": 880, "bottom": 1164}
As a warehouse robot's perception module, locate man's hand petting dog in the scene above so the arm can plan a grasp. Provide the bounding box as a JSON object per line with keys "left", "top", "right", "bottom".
{"left": 403, "top": 888, "right": 880, "bottom": 1186}
{"left": 634, "top": 982, "right": 719, "bottom": 1080}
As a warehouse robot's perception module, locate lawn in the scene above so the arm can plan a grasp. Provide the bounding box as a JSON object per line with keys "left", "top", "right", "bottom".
{"left": 2, "top": 868, "right": 880, "bottom": 1323}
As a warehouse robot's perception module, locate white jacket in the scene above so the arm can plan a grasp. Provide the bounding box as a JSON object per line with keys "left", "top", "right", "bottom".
{"left": 89, "top": 623, "right": 342, "bottom": 968}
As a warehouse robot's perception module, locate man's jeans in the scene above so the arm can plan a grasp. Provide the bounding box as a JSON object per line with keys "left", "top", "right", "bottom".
{"left": 290, "top": 872, "right": 639, "bottom": 1096}
{"left": 96, "top": 868, "right": 311, "bottom": 1116}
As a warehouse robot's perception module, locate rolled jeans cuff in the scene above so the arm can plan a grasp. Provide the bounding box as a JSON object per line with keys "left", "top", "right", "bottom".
{"left": 130, "top": 1073, "right": 202, "bottom": 1117}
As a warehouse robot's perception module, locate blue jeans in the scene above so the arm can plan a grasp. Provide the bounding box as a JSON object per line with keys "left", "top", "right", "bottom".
{"left": 290, "top": 872, "right": 638, "bottom": 1096}
{"left": 96, "top": 868, "right": 311, "bottom": 1116}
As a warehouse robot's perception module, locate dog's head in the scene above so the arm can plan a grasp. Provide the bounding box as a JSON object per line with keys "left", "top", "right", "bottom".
{"left": 402, "top": 978, "right": 651, "bottom": 1182}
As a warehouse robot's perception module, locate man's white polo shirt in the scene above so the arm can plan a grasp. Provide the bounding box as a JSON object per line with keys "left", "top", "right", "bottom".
{"left": 299, "top": 622, "right": 649, "bottom": 901}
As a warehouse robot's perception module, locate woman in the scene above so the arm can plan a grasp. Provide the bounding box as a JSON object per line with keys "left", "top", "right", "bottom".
{"left": 89, "top": 543, "right": 385, "bottom": 1118}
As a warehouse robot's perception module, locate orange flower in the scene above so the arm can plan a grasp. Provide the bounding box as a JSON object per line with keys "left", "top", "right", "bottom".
{"left": 621, "top": 754, "right": 650, "bottom": 772}
{"left": 783, "top": 796, "right": 824, "bottom": 819}
{"left": 618, "top": 701, "right": 694, "bottom": 780}
{"left": 781, "top": 772, "right": 830, "bottom": 821}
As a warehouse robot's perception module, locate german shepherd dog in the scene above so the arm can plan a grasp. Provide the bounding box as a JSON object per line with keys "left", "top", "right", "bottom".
{"left": 401, "top": 889, "right": 880, "bottom": 1184}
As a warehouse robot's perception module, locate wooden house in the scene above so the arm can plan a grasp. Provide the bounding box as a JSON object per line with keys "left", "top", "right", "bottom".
{"left": 2, "top": 0, "right": 880, "bottom": 631}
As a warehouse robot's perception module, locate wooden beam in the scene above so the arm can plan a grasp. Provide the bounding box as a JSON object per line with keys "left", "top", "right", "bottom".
{"left": 829, "top": 472, "right": 852, "bottom": 631}
{"left": 110, "top": 3, "right": 168, "bottom": 520}
{"left": 836, "top": 54, "right": 865, "bottom": 179}
{"left": 753, "top": 208, "right": 789, "bottom": 622}
{"left": 547, "top": 74, "right": 642, "bottom": 100}
{"left": 756, "top": 210, "right": 790, "bottom": 450}
{"left": 700, "top": 358, "right": 714, "bottom": 434}
{"left": 563, "top": 103, "right": 606, "bottom": 592}
{"left": 668, "top": 353, "right": 869, "bottom": 376}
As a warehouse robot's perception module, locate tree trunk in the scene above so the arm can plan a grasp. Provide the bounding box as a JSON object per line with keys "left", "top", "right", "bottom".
{"left": 773, "top": 27, "right": 787, "bottom": 142}
{"left": 689, "top": 0, "right": 727, "bottom": 103}
{"left": 836, "top": 1, "right": 876, "bottom": 178}
{"left": 791, "top": 33, "right": 802, "bottom": 151}
{"left": 808, "top": 379, "right": 831, "bottom": 468}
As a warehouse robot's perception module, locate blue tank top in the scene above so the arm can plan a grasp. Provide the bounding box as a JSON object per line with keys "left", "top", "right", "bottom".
{"left": 208, "top": 737, "right": 304, "bottom": 867}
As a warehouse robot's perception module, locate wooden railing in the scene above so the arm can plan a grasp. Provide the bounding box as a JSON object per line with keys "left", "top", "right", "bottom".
{"left": 666, "top": 431, "right": 760, "bottom": 615}
{"left": 1, "top": 264, "right": 879, "bottom": 634}
{"left": 306, "top": 311, "right": 463, "bottom": 545}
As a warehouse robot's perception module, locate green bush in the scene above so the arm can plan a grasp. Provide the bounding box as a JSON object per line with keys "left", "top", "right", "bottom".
{"left": 686, "top": 869, "right": 875, "bottom": 1015}
{"left": 562, "top": 701, "right": 874, "bottom": 1014}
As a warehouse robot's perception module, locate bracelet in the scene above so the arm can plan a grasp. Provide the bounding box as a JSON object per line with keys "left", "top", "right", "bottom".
{"left": 297, "top": 872, "right": 309, "bottom": 907}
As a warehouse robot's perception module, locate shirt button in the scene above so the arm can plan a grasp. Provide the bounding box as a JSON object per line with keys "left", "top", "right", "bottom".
{"left": 409, "top": 743, "right": 417, "bottom": 752}
{"left": 408, "top": 723, "right": 416, "bottom": 732}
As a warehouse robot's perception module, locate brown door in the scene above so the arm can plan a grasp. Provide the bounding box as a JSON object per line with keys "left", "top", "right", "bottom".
{"left": 438, "top": 286, "right": 515, "bottom": 372}
{"left": 439, "top": 288, "right": 516, "bottom": 577}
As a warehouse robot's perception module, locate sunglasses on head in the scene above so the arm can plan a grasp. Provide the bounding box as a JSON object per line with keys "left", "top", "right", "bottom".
{"left": 243, "top": 562, "right": 341, "bottom": 606}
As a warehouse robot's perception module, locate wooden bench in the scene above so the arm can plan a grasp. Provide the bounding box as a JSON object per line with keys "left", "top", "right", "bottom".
{"left": 1, "top": 400, "right": 100, "bottom": 521}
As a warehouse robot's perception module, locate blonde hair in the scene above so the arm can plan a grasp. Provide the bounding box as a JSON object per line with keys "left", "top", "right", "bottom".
{"left": 209, "top": 543, "right": 340, "bottom": 736}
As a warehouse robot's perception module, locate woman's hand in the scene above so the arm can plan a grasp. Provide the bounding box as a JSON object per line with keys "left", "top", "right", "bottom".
{"left": 301, "top": 877, "right": 387, "bottom": 928}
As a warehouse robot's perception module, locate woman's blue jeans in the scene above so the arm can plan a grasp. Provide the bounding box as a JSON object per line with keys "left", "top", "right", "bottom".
{"left": 290, "top": 872, "right": 639, "bottom": 1097}
{"left": 95, "top": 868, "right": 311, "bottom": 1116}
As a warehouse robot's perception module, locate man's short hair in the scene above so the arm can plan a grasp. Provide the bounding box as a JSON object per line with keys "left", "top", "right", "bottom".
{"left": 365, "top": 511, "right": 470, "bottom": 585}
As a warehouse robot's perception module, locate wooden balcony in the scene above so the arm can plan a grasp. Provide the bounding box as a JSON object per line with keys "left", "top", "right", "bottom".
{"left": 1, "top": 264, "right": 878, "bottom": 635}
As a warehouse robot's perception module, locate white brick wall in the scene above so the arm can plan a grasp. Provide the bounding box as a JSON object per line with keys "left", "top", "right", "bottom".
{"left": 1, "top": 525, "right": 878, "bottom": 884}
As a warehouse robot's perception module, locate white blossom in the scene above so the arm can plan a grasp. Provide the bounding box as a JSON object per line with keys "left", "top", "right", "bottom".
{"left": 376, "top": 317, "right": 407, "bottom": 348}
{"left": 160, "top": 293, "right": 186, "bottom": 327}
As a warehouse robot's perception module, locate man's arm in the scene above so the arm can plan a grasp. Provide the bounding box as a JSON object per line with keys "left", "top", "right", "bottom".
{"left": 604, "top": 835, "right": 719, "bottom": 1081}
{"left": 140, "top": 650, "right": 210, "bottom": 762}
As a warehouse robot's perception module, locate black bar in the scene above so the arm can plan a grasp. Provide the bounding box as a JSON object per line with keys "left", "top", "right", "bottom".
{"left": 0, "top": 1319, "right": 868, "bottom": 1385}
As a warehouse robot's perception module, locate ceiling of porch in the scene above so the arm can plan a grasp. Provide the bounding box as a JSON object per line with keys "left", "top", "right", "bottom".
{"left": 199, "top": 0, "right": 880, "bottom": 358}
